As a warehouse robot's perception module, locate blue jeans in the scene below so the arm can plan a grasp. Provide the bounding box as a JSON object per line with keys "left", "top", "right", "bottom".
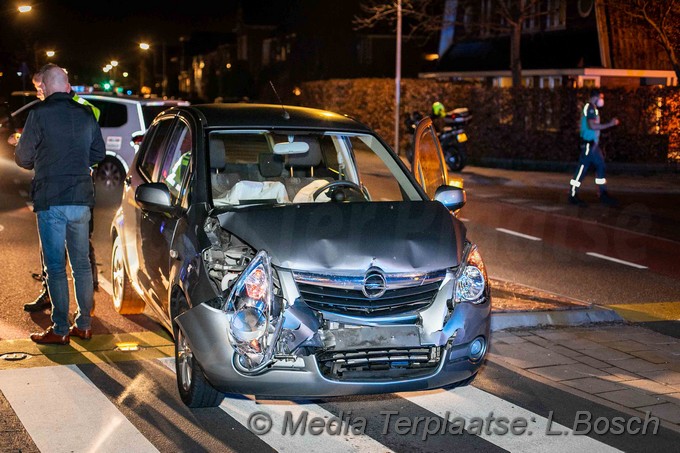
{"left": 37, "top": 205, "right": 93, "bottom": 336}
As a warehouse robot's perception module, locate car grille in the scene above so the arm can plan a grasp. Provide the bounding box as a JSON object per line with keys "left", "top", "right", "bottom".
{"left": 293, "top": 270, "right": 446, "bottom": 317}
{"left": 316, "top": 347, "right": 442, "bottom": 381}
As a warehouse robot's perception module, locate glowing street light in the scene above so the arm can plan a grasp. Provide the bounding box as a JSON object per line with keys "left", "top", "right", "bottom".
{"left": 45, "top": 50, "right": 55, "bottom": 58}
{"left": 139, "top": 42, "right": 150, "bottom": 51}
{"left": 18, "top": 5, "right": 32, "bottom": 13}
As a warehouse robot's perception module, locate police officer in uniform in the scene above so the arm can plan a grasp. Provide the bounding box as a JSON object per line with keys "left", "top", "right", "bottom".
{"left": 568, "top": 89, "right": 620, "bottom": 207}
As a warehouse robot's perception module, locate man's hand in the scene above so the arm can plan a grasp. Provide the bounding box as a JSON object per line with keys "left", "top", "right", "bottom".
{"left": 609, "top": 118, "right": 620, "bottom": 127}
{"left": 7, "top": 132, "right": 21, "bottom": 146}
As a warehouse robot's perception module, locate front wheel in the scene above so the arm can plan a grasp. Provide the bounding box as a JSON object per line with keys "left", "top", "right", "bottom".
{"left": 111, "top": 235, "right": 145, "bottom": 315}
{"left": 175, "top": 304, "right": 224, "bottom": 408}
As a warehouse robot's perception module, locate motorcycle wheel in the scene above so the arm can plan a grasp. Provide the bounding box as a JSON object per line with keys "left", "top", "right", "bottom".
{"left": 446, "top": 150, "right": 467, "bottom": 172}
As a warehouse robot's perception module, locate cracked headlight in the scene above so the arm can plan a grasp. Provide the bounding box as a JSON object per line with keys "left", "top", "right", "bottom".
{"left": 224, "top": 250, "right": 281, "bottom": 372}
{"left": 455, "top": 244, "right": 487, "bottom": 304}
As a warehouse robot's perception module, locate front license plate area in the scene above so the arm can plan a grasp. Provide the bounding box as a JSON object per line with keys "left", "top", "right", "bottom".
{"left": 330, "top": 326, "right": 421, "bottom": 350}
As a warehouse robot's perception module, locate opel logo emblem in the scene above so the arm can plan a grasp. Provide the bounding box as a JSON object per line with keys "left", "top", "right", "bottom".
{"left": 362, "top": 268, "right": 387, "bottom": 299}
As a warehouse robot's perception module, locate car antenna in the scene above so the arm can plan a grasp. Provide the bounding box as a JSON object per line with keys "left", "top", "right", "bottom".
{"left": 269, "top": 81, "right": 290, "bottom": 120}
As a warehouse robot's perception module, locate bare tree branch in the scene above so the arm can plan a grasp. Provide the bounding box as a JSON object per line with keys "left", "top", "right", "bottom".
{"left": 607, "top": 0, "right": 680, "bottom": 79}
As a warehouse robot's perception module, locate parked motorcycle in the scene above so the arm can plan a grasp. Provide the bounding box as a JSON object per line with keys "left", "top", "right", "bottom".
{"left": 405, "top": 107, "right": 471, "bottom": 172}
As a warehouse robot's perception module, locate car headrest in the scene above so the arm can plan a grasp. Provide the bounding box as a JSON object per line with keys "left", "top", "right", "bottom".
{"left": 258, "top": 153, "right": 284, "bottom": 178}
{"left": 286, "top": 137, "right": 322, "bottom": 168}
{"left": 209, "top": 136, "right": 227, "bottom": 170}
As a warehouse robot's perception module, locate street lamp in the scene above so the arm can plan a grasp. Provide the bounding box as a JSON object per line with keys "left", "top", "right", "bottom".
{"left": 138, "top": 41, "right": 167, "bottom": 96}
{"left": 17, "top": 5, "right": 32, "bottom": 13}
{"left": 110, "top": 60, "right": 118, "bottom": 87}
{"left": 139, "top": 42, "right": 150, "bottom": 94}
{"left": 45, "top": 50, "right": 55, "bottom": 58}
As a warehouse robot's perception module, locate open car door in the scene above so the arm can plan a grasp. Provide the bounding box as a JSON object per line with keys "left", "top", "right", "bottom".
{"left": 411, "top": 116, "right": 449, "bottom": 199}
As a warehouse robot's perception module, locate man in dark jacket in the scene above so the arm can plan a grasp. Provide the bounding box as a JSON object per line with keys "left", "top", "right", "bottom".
{"left": 17, "top": 65, "right": 101, "bottom": 312}
{"left": 15, "top": 65, "right": 105, "bottom": 345}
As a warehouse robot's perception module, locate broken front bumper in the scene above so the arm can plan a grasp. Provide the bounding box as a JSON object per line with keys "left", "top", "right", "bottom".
{"left": 175, "top": 300, "right": 490, "bottom": 398}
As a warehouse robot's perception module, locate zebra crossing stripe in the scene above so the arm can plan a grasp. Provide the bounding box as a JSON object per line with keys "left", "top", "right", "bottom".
{"left": 0, "top": 365, "right": 158, "bottom": 453}
{"left": 398, "top": 386, "right": 621, "bottom": 452}
{"left": 158, "top": 357, "right": 393, "bottom": 452}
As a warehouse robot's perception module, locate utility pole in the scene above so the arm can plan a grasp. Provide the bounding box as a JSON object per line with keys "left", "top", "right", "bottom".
{"left": 395, "top": 0, "right": 402, "bottom": 156}
{"left": 162, "top": 41, "right": 167, "bottom": 97}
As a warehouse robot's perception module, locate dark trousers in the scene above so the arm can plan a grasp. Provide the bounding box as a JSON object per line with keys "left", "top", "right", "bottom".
{"left": 569, "top": 140, "right": 608, "bottom": 197}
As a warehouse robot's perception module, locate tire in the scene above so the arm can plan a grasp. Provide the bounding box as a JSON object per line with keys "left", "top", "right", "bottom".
{"left": 445, "top": 149, "right": 467, "bottom": 172}
{"left": 111, "top": 235, "right": 146, "bottom": 315}
{"left": 96, "top": 157, "right": 125, "bottom": 190}
{"left": 174, "top": 303, "right": 224, "bottom": 408}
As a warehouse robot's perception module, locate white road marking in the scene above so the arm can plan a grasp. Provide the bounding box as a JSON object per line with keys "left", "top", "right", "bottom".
{"left": 19, "top": 190, "right": 28, "bottom": 197}
{"left": 474, "top": 193, "right": 502, "bottom": 198}
{"left": 0, "top": 366, "right": 159, "bottom": 453}
{"left": 533, "top": 205, "right": 564, "bottom": 212}
{"left": 158, "top": 358, "right": 392, "bottom": 452}
{"left": 503, "top": 198, "right": 531, "bottom": 204}
{"left": 496, "top": 228, "right": 542, "bottom": 241}
{"left": 399, "top": 386, "right": 621, "bottom": 453}
{"left": 586, "top": 252, "right": 648, "bottom": 269}
{"left": 99, "top": 273, "right": 114, "bottom": 296}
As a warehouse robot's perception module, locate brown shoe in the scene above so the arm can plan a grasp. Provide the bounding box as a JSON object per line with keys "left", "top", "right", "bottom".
{"left": 30, "top": 327, "right": 69, "bottom": 345}
{"left": 69, "top": 325, "right": 92, "bottom": 340}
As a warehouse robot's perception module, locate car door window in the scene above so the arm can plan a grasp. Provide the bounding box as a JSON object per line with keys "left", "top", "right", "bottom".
{"left": 137, "top": 117, "right": 175, "bottom": 181}
{"left": 158, "top": 120, "right": 192, "bottom": 203}
{"left": 87, "top": 100, "right": 127, "bottom": 127}
{"left": 412, "top": 118, "right": 448, "bottom": 199}
{"left": 351, "top": 136, "right": 405, "bottom": 201}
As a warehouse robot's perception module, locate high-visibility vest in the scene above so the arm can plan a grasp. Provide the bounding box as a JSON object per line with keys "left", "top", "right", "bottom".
{"left": 72, "top": 93, "right": 101, "bottom": 122}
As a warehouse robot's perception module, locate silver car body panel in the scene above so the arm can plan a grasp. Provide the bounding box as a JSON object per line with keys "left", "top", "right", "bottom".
{"left": 216, "top": 201, "right": 465, "bottom": 273}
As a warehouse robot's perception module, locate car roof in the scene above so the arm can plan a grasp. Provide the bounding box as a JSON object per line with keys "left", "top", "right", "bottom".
{"left": 81, "top": 94, "right": 189, "bottom": 106}
{"left": 179, "top": 103, "right": 372, "bottom": 132}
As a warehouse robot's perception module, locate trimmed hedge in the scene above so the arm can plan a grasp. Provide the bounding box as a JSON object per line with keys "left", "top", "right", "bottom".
{"left": 297, "top": 79, "right": 679, "bottom": 164}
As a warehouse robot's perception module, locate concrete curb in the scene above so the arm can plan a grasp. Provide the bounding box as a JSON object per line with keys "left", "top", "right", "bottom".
{"left": 490, "top": 306, "right": 624, "bottom": 331}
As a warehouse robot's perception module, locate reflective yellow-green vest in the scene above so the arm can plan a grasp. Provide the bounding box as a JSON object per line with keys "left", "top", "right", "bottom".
{"left": 72, "top": 93, "right": 101, "bottom": 122}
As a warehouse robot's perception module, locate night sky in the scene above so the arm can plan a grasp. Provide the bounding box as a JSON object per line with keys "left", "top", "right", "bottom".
{"left": 0, "top": 0, "right": 293, "bottom": 84}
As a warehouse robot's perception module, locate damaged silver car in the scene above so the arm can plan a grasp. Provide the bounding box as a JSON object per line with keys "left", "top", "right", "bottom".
{"left": 110, "top": 103, "right": 490, "bottom": 407}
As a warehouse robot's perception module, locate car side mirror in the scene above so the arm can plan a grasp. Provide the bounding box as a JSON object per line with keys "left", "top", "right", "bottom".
{"left": 135, "top": 183, "right": 173, "bottom": 213}
{"left": 434, "top": 185, "right": 466, "bottom": 212}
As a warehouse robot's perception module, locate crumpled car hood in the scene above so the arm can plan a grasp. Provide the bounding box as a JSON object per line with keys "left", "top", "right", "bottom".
{"left": 216, "top": 201, "right": 465, "bottom": 273}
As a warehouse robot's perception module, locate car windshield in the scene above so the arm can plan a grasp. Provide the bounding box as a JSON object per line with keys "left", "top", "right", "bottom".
{"left": 208, "top": 130, "right": 422, "bottom": 207}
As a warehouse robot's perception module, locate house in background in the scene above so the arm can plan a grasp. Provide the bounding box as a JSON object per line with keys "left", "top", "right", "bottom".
{"left": 423, "top": 0, "right": 678, "bottom": 88}
{"left": 183, "top": 0, "right": 438, "bottom": 103}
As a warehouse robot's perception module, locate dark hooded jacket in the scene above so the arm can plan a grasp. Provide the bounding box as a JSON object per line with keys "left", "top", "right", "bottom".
{"left": 15, "top": 92, "right": 105, "bottom": 211}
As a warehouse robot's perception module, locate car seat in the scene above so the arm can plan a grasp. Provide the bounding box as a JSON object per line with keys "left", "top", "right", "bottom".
{"left": 284, "top": 137, "right": 328, "bottom": 200}
{"left": 210, "top": 136, "right": 241, "bottom": 199}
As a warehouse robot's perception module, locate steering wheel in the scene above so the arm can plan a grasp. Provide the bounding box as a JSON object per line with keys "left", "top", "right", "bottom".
{"left": 312, "top": 180, "right": 366, "bottom": 202}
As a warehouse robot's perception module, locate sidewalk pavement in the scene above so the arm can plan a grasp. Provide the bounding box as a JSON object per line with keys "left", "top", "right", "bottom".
{"left": 489, "top": 325, "right": 680, "bottom": 430}
{"left": 465, "top": 165, "right": 680, "bottom": 331}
